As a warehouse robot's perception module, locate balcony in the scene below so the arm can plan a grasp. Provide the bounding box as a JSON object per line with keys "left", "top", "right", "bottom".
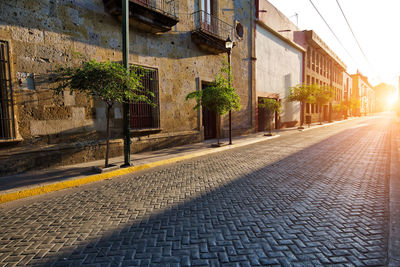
{"left": 191, "top": 11, "right": 234, "bottom": 54}
{"left": 103, "top": 0, "right": 179, "bottom": 33}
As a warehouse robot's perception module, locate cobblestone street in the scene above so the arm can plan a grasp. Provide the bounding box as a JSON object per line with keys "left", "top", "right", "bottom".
{"left": 0, "top": 115, "right": 394, "bottom": 266}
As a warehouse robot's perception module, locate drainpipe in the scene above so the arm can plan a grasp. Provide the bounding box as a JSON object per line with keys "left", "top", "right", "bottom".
{"left": 250, "top": 0, "right": 257, "bottom": 131}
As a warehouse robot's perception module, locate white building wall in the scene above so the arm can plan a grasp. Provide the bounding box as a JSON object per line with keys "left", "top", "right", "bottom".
{"left": 256, "top": 26, "right": 302, "bottom": 124}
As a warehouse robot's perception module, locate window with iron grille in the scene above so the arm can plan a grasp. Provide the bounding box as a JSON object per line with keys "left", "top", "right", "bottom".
{"left": 130, "top": 65, "right": 160, "bottom": 129}
{"left": 0, "top": 41, "right": 16, "bottom": 140}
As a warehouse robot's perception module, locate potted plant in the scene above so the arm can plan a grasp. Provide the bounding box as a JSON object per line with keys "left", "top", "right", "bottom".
{"left": 258, "top": 98, "right": 281, "bottom": 136}
{"left": 313, "top": 85, "right": 334, "bottom": 124}
{"left": 186, "top": 60, "right": 241, "bottom": 146}
{"left": 287, "top": 84, "right": 315, "bottom": 129}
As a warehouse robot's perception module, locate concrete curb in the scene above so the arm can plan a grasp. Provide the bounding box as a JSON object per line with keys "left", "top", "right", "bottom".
{"left": 389, "top": 120, "right": 400, "bottom": 266}
{"left": 0, "top": 135, "right": 281, "bottom": 204}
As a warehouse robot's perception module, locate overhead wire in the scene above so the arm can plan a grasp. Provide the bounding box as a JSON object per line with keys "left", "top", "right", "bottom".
{"left": 308, "top": 0, "right": 356, "bottom": 64}
{"left": 335, "top": 0, "right": 382, "bottom": 82}
{"left": 309, "top": 0, "right": 381, "bottom": 83}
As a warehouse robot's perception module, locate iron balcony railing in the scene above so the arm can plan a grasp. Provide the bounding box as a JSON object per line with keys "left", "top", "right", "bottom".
{"left": 132, "top": 0, "right": 178, "bottom": 19}
{"left": 192, "top": 10, "right": 233, "bottom": 40}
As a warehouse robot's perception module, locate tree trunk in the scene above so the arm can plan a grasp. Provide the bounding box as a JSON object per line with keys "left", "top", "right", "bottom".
{"left": 319, "top": 104, "right": 322, "bottom": 124}
{"left": 216, "top": 113, "right": 220, "bottom": 145}
{"left": 298, "top": 101, "right": 304, "bottom": 129}
{"left": 105, "top": 105, "right": 111, "bottom": 168}
{"left": 267, "top": 112, "right": 272, "bottom": 135}
{"left": 299, "top": 102, "right": 304, "bottom": 128}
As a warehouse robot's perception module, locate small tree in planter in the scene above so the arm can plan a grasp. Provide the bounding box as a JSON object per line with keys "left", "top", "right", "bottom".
{"left": 314, "top": 85, "right": 334, "bottom": 124}
{"left": 186, "top": 60, "right": 241, "bottom": 146}
{"left": 55, "top": 60, "right": 153, "bottom": 170}
{"left": 287, "top": 84, "right": 315, "bottom": 129}
{"left": 350, "top": 96, "right": 361, "bottom": 116}
{"left": 333, "top": 103, "right": 346, "bottom": 120}
{"left": 258, "top": 98, "right": 281, "bottom": 136}
{"left": 342, "top": 99, "right": 351, "bottom": 118}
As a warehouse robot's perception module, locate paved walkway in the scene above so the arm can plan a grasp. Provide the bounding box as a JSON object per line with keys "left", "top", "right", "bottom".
{"left": 0, "top": 120, "right": 334, "bottom": 196}
{"left": 0, "top": 114, "right": 397, "bottom": 266}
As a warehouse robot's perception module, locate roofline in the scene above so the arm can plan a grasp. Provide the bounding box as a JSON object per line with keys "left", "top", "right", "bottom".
{"left": 256, "top": 20, "right": 306, "bottom": 53}
{"left": 301, "top": 30, "right": 347, "bottom": 69}
{"left": 350, "top": 73, "right": 373, "bottom": 89}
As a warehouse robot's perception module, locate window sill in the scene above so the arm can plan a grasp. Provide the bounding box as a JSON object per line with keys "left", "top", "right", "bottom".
{"left": 130, "top": 128, "right": 162, "bottom": 137}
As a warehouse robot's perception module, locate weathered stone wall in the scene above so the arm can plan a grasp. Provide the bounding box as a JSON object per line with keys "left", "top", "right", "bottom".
{"left": 0, "top": 0, "right": 254, "bottom": 174}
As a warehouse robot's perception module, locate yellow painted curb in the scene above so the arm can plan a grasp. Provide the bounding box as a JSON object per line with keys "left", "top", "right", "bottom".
{"left": 0, "top": 134, "right": 281, "bottom": 204}
{"left": 0, "top": 149, "right": 218, "bottom": 204}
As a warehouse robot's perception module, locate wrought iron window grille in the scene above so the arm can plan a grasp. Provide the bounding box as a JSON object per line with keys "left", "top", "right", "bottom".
{"left": 0, "top": 41, "right": 16, "bottom": 140}
{"left": 130, "top": 65, "right": 160, "bottom": 130}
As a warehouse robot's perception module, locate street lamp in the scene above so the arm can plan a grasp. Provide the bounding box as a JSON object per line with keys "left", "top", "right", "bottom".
{"left": 225, "top": 36, "right": 233, "bottom": 145}
{"left": 225, "top": 36, "right": 233, "bottom": 50}
{"left": 122, "top": 0, "right": 131, "bottom": 167}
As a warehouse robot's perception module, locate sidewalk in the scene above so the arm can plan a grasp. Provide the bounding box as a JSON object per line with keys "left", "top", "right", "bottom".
{"left": 389, "top": 115, "right": 400, "bottom": 266}
{"left": 0, "top": 119, "right": 353, "bottom": 204}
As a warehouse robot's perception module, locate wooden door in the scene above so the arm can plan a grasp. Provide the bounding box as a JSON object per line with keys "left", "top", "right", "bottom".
{"left": 203, "top": 108, "right": 216, "bottom": 139}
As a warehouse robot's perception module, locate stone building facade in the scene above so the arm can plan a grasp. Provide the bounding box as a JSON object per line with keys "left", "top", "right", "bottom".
{"left": 0, "top": 0, "right": 255, "bottom": 175}
{"left": 294, "top": 30, "right": 347, "bottom": 122}
{"left": 343, "top": 71, "right": 353, "bottom": 116}
{"left": 351, "top": 72, "right": 374, "bottom": 116}
{"left": 254, "top": 0, "right": 304, "bottom": 130}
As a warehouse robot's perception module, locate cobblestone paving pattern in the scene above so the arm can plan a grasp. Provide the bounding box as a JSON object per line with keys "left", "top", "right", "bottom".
{"left": 0, "top": 116, "right": 391, "bottom": 266}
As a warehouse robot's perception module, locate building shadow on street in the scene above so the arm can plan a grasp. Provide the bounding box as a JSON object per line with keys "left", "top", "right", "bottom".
{"left": 26, "top": 119, "right": 389, "bottom": 266}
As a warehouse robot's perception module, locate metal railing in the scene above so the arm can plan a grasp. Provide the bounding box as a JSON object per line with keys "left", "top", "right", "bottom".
{"left": 0, "top": 41, "right": 15, "bottom": 140}
{"left": 192, "top": 10, "right": 233, "bottom": 40}
{"left": 132, "top": 0, "right": 178, "bottom": 19}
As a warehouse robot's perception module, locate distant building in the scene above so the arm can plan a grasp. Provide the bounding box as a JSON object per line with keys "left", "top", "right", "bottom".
{"left": 343, "top": 71, "right": 353, "bottom": 116}
{"left": 254, "top": 0, "right": 304, "bottom": 130}
{"left": 351, "top": 72, "right": 374, "bottom": 115}
{"left": 294, "top": 30, "right": 347, "bottom": 122}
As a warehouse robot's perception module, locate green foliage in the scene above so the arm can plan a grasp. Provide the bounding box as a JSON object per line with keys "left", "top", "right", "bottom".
{"left": 258, "top": 98, "right": 281, "bottom": 116}
{"left": 54, "top": 60, "right": 154, "bottom": 107}
{"left": 186, "top": 60, "right": 241, "bottom": 115}
{"left": 350, "top": 97, "right": 360, "bottom": 109}
{"left": 332, "top": 103, "right": 344, "bottom": 112}
{"left": 313, "top": 85, "right": 334, "bottom": 106}
{"left": 342, "top": 99, "right": 351, "bottom": 109}
{"left": 54, "top": 59, "right": 155, "bottom": 168}
{"left": 287, "top": 84, "right": 316, "bottom": 104}
{"left": 287, "top": 84, "right": 334, "bottom": 106}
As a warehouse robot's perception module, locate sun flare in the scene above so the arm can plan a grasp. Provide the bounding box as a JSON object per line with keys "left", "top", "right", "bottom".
{"left": 386, "top": 94, "right": 398, "bottom": 107}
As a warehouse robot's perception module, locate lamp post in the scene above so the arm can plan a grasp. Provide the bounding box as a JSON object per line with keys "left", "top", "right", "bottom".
{"left": 225, "top": 36, "right": 233, "bottom": 145}
{"left": 122, "top": 0, "right": 131, "bottom": 167}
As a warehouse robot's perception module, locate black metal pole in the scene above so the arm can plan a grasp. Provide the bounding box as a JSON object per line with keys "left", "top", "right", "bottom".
{"left": 228, "top": 48, "right": 232, "bottom": 145}
{"left": 122, "top": 0, "right": 131, "bottom": 167}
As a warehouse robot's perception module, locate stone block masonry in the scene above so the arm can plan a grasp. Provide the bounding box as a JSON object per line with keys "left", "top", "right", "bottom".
{"left": 0, "top": 0, "right": 255, "bottom": 174}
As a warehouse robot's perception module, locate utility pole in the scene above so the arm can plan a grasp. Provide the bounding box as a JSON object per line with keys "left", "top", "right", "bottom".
{"left": 122, "top": 0, "right": 131, "bottom": 167}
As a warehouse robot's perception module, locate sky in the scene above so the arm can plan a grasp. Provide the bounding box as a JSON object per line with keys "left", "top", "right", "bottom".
{"left": 268, "top": 0, "right": 400, "bottom": 92}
